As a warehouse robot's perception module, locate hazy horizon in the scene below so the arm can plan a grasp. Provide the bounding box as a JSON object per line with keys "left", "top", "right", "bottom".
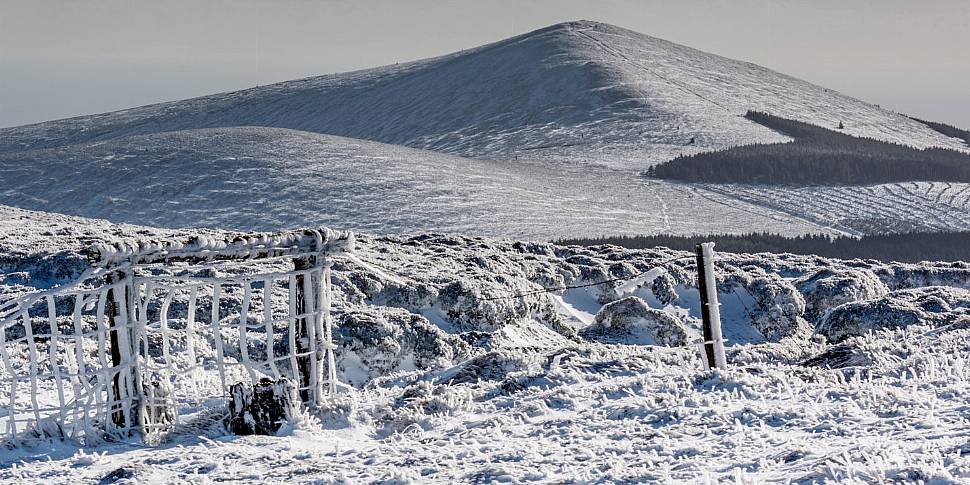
{"left": 2, "top": 0, "right": 969, "bottom": 128}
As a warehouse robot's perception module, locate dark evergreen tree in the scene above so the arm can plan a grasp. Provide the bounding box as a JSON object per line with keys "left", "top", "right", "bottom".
{"left": 644, "top": 112, "right": 970, "bottom": 185}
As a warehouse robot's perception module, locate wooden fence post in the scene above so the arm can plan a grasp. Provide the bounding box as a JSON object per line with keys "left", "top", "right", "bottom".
{"left": 293, "top": 256, "right": 315, "bottom": 403}
{"left": 695, "top": 243, "right": 727, "bottom": 370}
{"left": 105, "top": 271, "right": 138, "bottom": 433}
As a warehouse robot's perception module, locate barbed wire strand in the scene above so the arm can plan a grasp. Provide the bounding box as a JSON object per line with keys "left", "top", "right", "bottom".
{"left": 478, "top": 254, "right": 696, "bottom": 301}
{"left": 335, "top": 252, "right": 705, "bottom": 302}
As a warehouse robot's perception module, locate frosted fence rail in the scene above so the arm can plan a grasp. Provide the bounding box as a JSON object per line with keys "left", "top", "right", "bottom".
{"left": 0, "top": 229, "right": 349, "bottom": 446}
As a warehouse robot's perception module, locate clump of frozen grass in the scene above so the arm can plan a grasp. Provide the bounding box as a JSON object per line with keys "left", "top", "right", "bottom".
{"left": 274, "top": 405, "right": 323, "bottom": 437}
{"left": 69, "top": 449, "right": 102, "bottom": 468}
{"left": 311, "top": 393, "right": 368, "bottom": 430}
{"left": 393, "top": 380, "right": 473, "bottom": 417}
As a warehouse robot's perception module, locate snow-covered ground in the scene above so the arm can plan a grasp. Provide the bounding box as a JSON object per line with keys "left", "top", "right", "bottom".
{"left": 1, "top": 208, "right": 969, "bottom": 483}
{"left": 4, "top": 332, "right": 969, "bottom": 484}
{"left": 0, "top": 129, "right": 829, "bottom": 238}
{"left": 704, "top": 181, "right": 970, "bottom": 235}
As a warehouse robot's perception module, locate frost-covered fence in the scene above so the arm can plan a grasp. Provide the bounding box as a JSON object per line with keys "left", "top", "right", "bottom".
{"left": 0, "top": 228, "right": 353, "bottom": 445}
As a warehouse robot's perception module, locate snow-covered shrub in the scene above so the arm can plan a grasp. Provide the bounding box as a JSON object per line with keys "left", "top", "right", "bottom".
{"left": 816, "top": 286, "right": 970, "bottom": 342}
{"left": 435, "top": 279, "right": 569, "bottom": 337}
{"left": 334, "top": 308, "right": 468, "bottom": 387}
{"left": 644, "top": 271, "right": 679, "bottom": 305}
{"left": 795, "top": 268, "right": 888, "bottom": 324}
{"left": 581, "top": 296, "right": 688, "bottom": 346}
{"left": 719, "top": 266, "right": 810, "bottom": 341}
{"left": 873, "top": 262, "right": 970, "bottom": 291}
{"left": 394, "top": 380, "right": 472, "bottom": 416}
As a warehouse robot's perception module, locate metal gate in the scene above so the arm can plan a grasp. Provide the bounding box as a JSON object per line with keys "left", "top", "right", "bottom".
{"left": 0, "top": 228, "right": 353, "bottom": 445}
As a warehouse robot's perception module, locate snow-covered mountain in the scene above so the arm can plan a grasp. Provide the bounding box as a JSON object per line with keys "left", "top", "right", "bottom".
{"left": 2, "top": 20, "right": 970, "bottom": 239}
{"left": 0, "top": 21, "right": 965, "bottom": 168}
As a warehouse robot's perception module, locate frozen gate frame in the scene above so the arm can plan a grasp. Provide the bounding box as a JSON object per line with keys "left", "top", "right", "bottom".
{"left": 0, "top": 228, "right": 354, "bottom": 445}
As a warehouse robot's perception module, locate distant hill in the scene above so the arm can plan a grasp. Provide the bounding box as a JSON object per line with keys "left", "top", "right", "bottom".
{"left": 0, "top": 21, "right": 965, "bottom": 169}
{"left": 0, "top": 127, "right": 838, "bottom": 237}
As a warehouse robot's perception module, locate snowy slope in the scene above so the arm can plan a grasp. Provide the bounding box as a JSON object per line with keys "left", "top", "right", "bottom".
{"left": 5, "top": 127, "right": 969, "bottom": 238}
{"left": 0, "top": 21, "right": 965, "bottom": 168}
{"left": 0, "top": 128, "right": 833, "bottom": 238}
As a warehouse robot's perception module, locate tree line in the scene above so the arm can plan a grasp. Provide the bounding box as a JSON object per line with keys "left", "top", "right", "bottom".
{"left": 643, "top": 111, "right": 970, "bottom": 185}
{"left": 910, "top": 116, "right": 970, "bottom": 146}
{"left": 554, "top": 231, "right": 970, "bottom": 263}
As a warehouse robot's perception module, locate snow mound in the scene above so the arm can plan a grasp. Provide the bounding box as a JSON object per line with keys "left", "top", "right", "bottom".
{"left": 719, "top": 266, "right": 810, "bottom": 342}
{"left": 875, "top": 260, "right": 970, "bottom": 291}
{"left": 816, "top": 286, "right": 970, "bottom": 342}
{"left": 1, "top": 21, "right": 964, "bottom": 167}
{"left": 795, "top": 268, "right": 889, "bottom": 324}
{"left": 580, "top": 296, "right": 688, "bottom": 346}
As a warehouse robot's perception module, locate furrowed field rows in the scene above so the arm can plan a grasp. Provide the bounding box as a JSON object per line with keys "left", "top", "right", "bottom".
{"left": 704, "top": 182, "right": 970, "bottom": 235}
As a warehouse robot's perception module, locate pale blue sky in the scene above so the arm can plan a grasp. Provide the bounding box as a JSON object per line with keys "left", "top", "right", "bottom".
{"left": 2, "top": 0, "right": 968, "bottom": 128}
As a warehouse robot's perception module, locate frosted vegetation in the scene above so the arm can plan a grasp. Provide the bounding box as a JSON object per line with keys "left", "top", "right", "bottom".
{"left": 1, "top": 209, "right": 969, "bottom": 482}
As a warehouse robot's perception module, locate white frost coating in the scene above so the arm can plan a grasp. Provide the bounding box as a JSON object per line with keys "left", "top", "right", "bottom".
{"left": 88, "top": 227, "right": 353, "bottom": 271}
{"left": 0, "top": 254, "right": 347, "bottom": 444}
{"left": 3, "top": 210, "right": 970, "bottom": 480}
{"left": 700, "top": 243, "right": 727, "bottom": 370}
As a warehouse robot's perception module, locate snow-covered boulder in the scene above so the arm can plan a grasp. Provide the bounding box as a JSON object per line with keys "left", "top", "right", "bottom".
{"left": 816, "top": 286, "right": 970, "bottom": 342}
{"left": 795, "top": 268, "right": 889, "bottom": 324}
{"left": 580, "top": 296, "right": 688, "bottom": 346}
